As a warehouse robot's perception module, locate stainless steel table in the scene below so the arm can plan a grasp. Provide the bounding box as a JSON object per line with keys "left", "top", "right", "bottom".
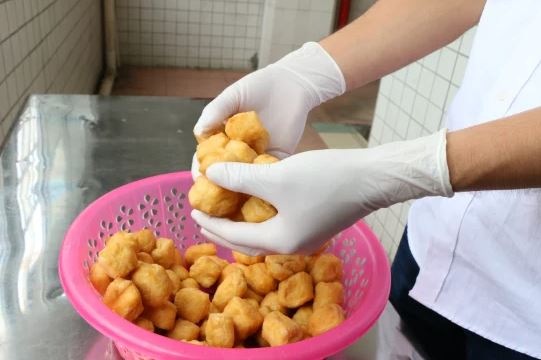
{"left": 0, "top": 95, "right": 425, "bottom": 360}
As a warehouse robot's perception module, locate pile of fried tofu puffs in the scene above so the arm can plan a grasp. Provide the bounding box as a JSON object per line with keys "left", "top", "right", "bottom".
{"left": 89, "top": 112, "right": 347, "bottom": 348}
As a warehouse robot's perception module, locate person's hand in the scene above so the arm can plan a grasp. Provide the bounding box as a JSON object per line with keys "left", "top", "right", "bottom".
{"left": 191, "top": 42, "right": 345, "bottom": 179}
{"left": 191, "top": 129, "right": 454, "bottom": 255}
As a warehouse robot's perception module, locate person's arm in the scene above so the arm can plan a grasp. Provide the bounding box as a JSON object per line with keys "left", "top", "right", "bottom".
{"left": 321, "top": 0, "right": 486, "bottom": 90}
{"left": 448, "top": 107, "right": 541, "bottom": 191}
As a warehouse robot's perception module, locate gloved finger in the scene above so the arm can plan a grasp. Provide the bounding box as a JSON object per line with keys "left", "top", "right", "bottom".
{"left": 266, "top": 149, "right": 290, "bottom": 160}
{"left": 200, "top": 228, "right": 268, "bottom": 256}
{"left": 191, "top": 209, "right": 273, "bottom": 249}
{"left": 205, "top": 162, "right": 273, "bottom": 199}
{"left": 191, "top": 153, "right": 202, "bottom": 181}
{"left": 193, "top": 85, "right": 239, "bottom": 137}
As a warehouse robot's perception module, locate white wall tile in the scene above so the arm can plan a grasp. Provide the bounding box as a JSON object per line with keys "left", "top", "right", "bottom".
{"left": 437, "top": 47, "right": 458, "bottom": 81}
{"left": 430, "top": 75, "right": 449, "bottom": 109}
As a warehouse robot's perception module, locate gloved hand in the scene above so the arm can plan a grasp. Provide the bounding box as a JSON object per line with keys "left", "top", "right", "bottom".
{"left": 191, "top": 129, "right": 454, "bottom": 255}
{"left": 191, "top": 42, "right": 345, "bottom": 179}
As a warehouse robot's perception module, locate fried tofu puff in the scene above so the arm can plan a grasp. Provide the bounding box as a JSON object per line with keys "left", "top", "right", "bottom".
{"left": 185, "top": 243, "right": 217, "bottom": 266}
{"left": 310, "top": 254, "right": 343, "bottom": 283}
{"left": 199, "top": 148, "right": 239, "bottom": 175}
{"left": 265, "top": 255, "right": 306, "bottom": 281}
{"left": 167, "top": 319, "right": 200, "bottom": 341}
{"left": 103, "top": 278, "right": 144, "bottom": 321}
{"left": 225, "top": 111, "right": 269, "bottom": 154}
{"left": 292, "top": 305, "right": 313, "bottom": 336}
{"left": 196, "top": 132, "right": 229, "bottom": 162}
{"left": 174, "top": 288, "right": 210, "bottom": 324}
{"left": 232, "top": 251, "right": 264, "bottom": 265}
{"left": 151, "top": 238, "right": 177, "bottom": 269}
{"left": 188, "top": 176, "right": 241, "bottom": 217}
{"left": 245, "top": 263, "right": 277, "bottom": 296}
{"left": 223, "top": 297, "right": 263, "bottom": 340}
{"left": 262, "top": 311, "right": 304, "bottom": 346}
{"left": 133, "top": 229, "right": 156, "bottom": 253}
{"left": 241, "top": 197, "right": 277, "bottom": 223}
{"left": 189, "top": 255, "right": 227, "bottom": 288}
{"left": 98, "top": 237, "right": 138, "bottom": 278}
{"left": 131, "top": 263, "right": 172, "bottom": 307}
{"left": 213, "top": 270, "right": 247, "bottom": 310}
{"left": 225, "top": 140, "right": 258, "bottom": 163}
{"left": 143, "top": 301, "right": 177, "bottom": 330}
{"left": 134, "top": 317, "right": 154, "bottom": 332}
{"left": 89, "top": 262, "right": 112, "bottom": 295}
{"left": 308, "top": 303, "right": 345, "bottom": 337}
{"left": 277, "top": 272, "right": 314, "bottom": 308}
{"left": 259, "top": 291, "right": 287, "bottom": 317}
{"left": 313, "top": 281, "right": 344, "bottom": 309}
{"left": 205, "top": 313, "right": 235, "bottom": 348}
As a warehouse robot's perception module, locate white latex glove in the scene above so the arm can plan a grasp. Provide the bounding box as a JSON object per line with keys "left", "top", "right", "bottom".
{"left": 191, "top": 129, "right": 454, "bottom": 256}
{"left": 191, "top": 42, "right": 345, "bottom": 179}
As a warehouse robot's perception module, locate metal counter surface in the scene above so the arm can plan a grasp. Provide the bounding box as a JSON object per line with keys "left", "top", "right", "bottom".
{"left": 0, "top": 95, "right": 424, "bottom": 360}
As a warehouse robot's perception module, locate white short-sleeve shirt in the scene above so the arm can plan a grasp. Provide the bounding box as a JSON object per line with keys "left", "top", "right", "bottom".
{"left": 408, "top": 0, "right": 541, "bottom": 358}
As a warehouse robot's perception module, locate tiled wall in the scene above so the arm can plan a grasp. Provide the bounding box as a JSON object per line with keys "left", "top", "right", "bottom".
{"left": 258, "top": 0, "right": 337, "bottom": 68}
{"left": 0, "top": 0, "right": 102, "bottom": 145}
{"left": 363, "top": 28, "right": 477, "bottom": 261}
{"left": 116, "top": 0, "right": 264, "bottom": 69}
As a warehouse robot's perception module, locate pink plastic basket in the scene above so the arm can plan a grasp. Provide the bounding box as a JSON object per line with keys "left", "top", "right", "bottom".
{"left": 59, "top": 172, "right": 390, "bottom": 360}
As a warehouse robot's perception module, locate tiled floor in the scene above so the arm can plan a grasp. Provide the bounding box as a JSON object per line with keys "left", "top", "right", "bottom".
{"left": 112, "top": 67, "right": 378, "bottom": 150}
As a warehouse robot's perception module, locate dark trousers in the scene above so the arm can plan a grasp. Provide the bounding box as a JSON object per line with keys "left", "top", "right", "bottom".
{"left": 389, "top": 227, "right": 538, "bottom": 360}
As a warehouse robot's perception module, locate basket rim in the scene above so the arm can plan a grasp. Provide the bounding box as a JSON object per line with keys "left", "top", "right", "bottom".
{"left": 58, "top": 171, "right": 391, "bottom": 360}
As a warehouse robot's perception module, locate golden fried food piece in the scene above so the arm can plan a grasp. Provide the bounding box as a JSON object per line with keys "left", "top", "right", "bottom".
{"left": 292, "top": 305, "right": 313, "bottom": 336}
{"left": 225, "top": 139, "right": 258, "bottom": 163}
{"left": 103, "top": 279, "right": 144, "bottom": 321}
{"left": 189, "top": 255, "right": 223, "bottom": 288}
{"left": 133, "top": 229, "right": 156, "bottom": 253}
{"left": 213, "top": 270, "right": 247, "bottom": 310}
{"left": 167, "top": 319, "right": 200, "bottom": 341}
{"left": 181, "top": 278, "right": 200, "bottom": 289}
{"left": 278, "top": 272, "right": 314, "bottom": 308}
{"left": 244, "top": 288, "right": 263, "bottom": 303}
{"left": 262, "top": 311, "right": 304, "bottom": 346}
{"left": 131, "top": 263, "right": 172, "bottom": 307}
{"left": 136, "top": 252, "right": 154, "bottom": 264}
{"left": 134, "top": 317, "right": 154, "bottom": 332}
{"left": 313, "top": 281, "right": 344, "bottom": 309}
{"left": 259, "top": 291, "right": 287, "bottom": 317}
{"left": 106, "top": 231, "right": 140, "bottom": 250}
{"left": 308, "top": 303, "right": 345, "bottom": 337}
{"left": 89, "top": 262, "right": 111, "bottom": 295}
{"left": 229, "top": 210, "right": 245, "bottom": 222}
{"left": 185, "top": 243, "right": 217, "bottom": 266}
{"left": 265, "top": 255, "right": 306, "bottom": 281}
{"left": 151, "top": 238, "right": 176, "bottom": 269}
{"left": 199, "top": 148, "right": 239, "bottom": 175}
{"left": 195, "top": 125, "right": 226, "bottom": 144}
{"left": 189, "top": 176, "right": 241, "bottom": 217}
{"left": 223, "top": 297, "right": 263, "bottom": 340}
{"left": 174, "top": 288, "right": 210, "bottom": 324}
{"left": 253, "top": 154, "right": 279, "bottom": 164}
{"left": 241, "top": 197, "right": 277, "bottom": 223}
{"left": 245, "top": 263, "right": 277, "bottom": 296}
{"left": 98, "top": 239, "right": 138, "bottom": 278}
{"left": 208, "top": 255, "right": 229, "bottom": 270}
{"left": 166, "top": 269, "right": 182, "bottom": 295}
{"left": 310, "top": 254, "right": 343, "bottom": 283}
{"left": 232, "top": 251, "right": 264, "bottom": 265}
{"left": 143, "top": 301, "right": 177, "bottom": 330}
{"left": 219, "top": 263, "right": 244, "bottom": 283}
{"left": 170, "top": 264, "right": 189, "bottom": 281}
{"left": 205, "top": 313, "right": 235, "bottom": 348}
{"left": 196, "top": 132, "right": 229, "bottom": 162}
{"left": 225, "top": 112, "right": 269, "bottom": 154}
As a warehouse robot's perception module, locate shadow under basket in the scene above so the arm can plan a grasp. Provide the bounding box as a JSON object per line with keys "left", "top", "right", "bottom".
{"left": 59, "top": 171, "right": 391, "bottom": 360}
